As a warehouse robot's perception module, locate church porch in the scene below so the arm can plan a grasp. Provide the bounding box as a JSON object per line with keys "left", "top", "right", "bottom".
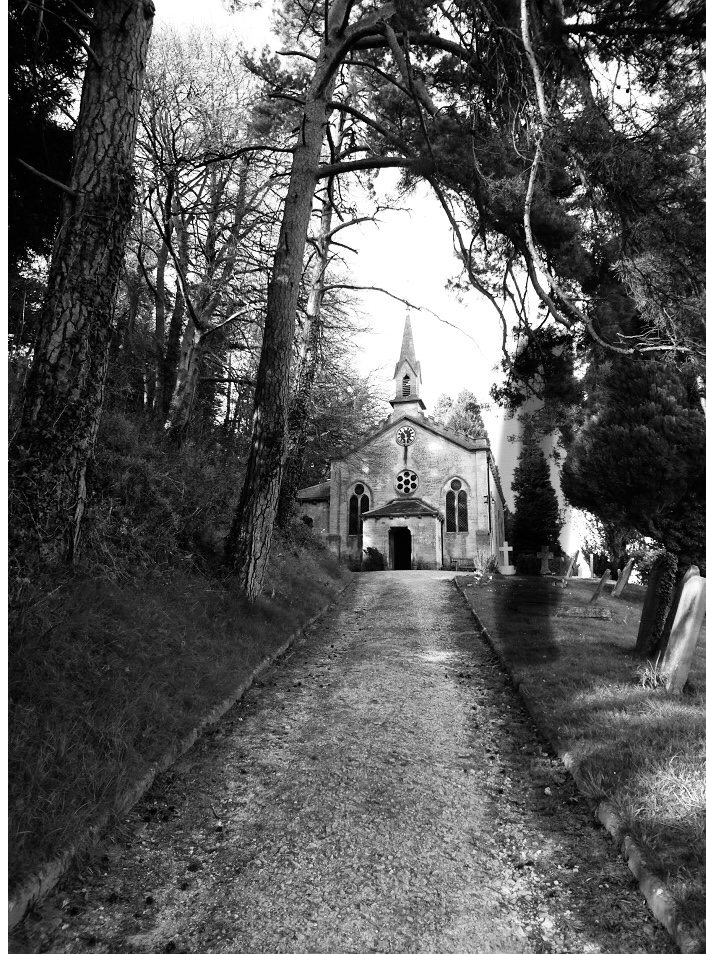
{"left": 362, "top": 499, "right": 443, "bottom": 570}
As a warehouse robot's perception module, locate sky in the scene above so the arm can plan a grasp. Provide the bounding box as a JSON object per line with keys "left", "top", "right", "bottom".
{"left": 157, "top": 1, "right": 590, "bottom": 560}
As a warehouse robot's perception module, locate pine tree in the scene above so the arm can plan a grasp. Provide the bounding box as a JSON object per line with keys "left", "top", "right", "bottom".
{"left": 511, "top": 442, "right": 563, "bottom": 556}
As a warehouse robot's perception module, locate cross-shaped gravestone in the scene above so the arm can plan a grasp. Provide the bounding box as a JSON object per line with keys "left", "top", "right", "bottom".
{"left": 536, "top": 546, "right": 555, "bottom": 575}
{"left": 499, "top": 540, "right": 513, "bottom": 566}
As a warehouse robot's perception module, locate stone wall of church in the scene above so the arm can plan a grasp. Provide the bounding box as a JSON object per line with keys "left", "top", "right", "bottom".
{"left": 363, "top": 515, "right": 442, "bottom": 569}
{"left": 298, "top": 500, "right": 329, "bottom": 535}
{"left": 330, "top": 414, "right": 498, "bottom": 569}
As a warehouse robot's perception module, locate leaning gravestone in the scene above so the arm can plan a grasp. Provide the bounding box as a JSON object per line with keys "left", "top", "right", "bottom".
{"left": 656, "top": 565, "right": 701, "bottom": 663}
{"left": 611, "top": 558, "right": 634, "bottom": 599}
{"left": 589, "top": 569, "right": 612, "bottom": 604}
{"left": 561, "top": 551, "right": 579, "bottom": 587}
{"left": 659, "top": 573, "right": 706, "bottom": 693}
{"left": 634, "top": 552, "right": 679, "bottom": 658}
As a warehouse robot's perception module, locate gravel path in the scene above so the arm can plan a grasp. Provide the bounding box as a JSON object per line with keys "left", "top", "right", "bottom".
{"left": 12, "top": 573, "right": 674, "bottom": 953}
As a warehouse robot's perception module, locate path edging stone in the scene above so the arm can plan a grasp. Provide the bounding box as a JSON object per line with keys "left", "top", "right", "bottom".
{"left": 8, "top": 581, "right": 352, "bottom": 932}
{"left": 455, "top": 579, "right": 704, "bottom": 954}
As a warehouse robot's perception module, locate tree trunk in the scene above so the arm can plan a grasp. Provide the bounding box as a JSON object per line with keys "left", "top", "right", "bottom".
{"left": 225, "top": 1, "right": 351, "bottom": 599}
{"left": 10, "top": 0, "right": 154, "bottom": 561}
{"left": 276, "top": 199, "right": 333, "bottom": 528}
{"left": 161, "top": 284, "right": 186, "bottom": 419}
{"left": 166, "top": 319, "right": 203, "bottom": 440}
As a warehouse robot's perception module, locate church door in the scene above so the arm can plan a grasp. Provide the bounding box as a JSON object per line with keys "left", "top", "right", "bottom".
{"left": 389, "top": 527, "right": 412, "bottom": 570}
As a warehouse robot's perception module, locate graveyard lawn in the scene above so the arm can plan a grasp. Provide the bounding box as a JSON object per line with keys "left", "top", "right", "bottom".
{"left": 461, "top": 575, "right": 706, "bottom": 934}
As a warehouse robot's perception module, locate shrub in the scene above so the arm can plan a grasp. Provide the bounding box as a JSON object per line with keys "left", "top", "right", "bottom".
{"left": 516, "top": 553, "right": 542, "bottom": 575}
{"left": 362, "top": 546, "right": 385, "bottom": 571}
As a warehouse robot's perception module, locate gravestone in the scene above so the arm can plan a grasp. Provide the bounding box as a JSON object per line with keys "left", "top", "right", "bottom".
{"left": 634, "top": 553, "right": 679, "bottom": 658}
{"left": 659, "top": 573, "right": 706, "bottom": 693}
{"left": 499, "top": 540, "right": 513, "bottom": 565}
{"left": 561, "top": 550, "right": 579, "bottom": 587}
{"left": 656, "top": 565, "right": 701, "bottom": 663}
{"left": 589, "top": 569, "right": 612, "bottom": 604}
{"left": 537, "top": 546, "right": 554, "bottom": 576}
{"left": 611, "top": 558, "right": 634, "bottom": 599}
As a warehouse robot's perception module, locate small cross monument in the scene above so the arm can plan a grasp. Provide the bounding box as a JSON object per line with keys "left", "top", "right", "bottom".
{"left": 536, "top": 546, "right": 555, "bottom": 576}
{"left": 499, "top": 540, "right": 513, "bottom": 566}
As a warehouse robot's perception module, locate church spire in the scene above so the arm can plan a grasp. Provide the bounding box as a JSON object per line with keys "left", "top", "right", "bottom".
{"left": 394, "top": 310, "right": 419, "bottom": 378}
{"left": 390, "top": 310, "right": 425, "bottom": 419}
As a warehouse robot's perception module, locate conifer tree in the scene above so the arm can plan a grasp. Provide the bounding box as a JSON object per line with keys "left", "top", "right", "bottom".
{"left": 562, "top": 358, "right": 706, "bottom": 570}
{"left": 511, "top": 442, "right": 563, "bottom": 556}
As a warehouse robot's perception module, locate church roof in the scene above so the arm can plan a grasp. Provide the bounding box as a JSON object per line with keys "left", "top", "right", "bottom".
{"left": 297, "top": 480, "right": 331, "bottom": 502}
{"left": 363, "top": 498, "right": 441, "bottom": 519}
{"left": 330, "top": 413, "right": 489, "bottom": 461}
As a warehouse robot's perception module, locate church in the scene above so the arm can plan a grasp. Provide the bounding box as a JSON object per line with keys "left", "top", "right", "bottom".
{"left": 297, "top": 315, "right": 507, "bottom": 570}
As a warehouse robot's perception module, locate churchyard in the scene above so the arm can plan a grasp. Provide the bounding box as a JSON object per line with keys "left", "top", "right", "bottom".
{"left": 461, "top": 573, "right": 706, "bottom": 939}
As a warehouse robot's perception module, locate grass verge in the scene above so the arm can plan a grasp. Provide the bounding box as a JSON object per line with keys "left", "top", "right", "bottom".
{"left": 461, "top": 575, "right": 706, "bottom": 935}
{"left": 8, "top": 530, "right": 349, "bottom": 893}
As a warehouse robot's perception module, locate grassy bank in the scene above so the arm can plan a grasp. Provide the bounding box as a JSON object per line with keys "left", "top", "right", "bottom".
{"left": 461, "top": 575, "right": 706, "bottom": 934}
{"left": 8, "top": 528, "right": 349, "bottom": 892}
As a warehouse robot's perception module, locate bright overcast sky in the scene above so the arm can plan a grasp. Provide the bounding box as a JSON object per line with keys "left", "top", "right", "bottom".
{"left": 156, "top": 1, "right": 554, "bottom": 523}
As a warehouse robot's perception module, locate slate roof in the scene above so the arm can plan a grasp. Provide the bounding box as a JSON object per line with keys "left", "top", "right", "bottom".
{"left": 297, "top": 480, "right": 331, "bottom": 502}
{"left": 363, "top": 498, "right": 442, "bottom": 519}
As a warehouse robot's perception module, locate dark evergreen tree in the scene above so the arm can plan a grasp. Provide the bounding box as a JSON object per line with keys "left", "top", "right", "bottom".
{"left": 511, "top": 441, "right": 563, "bottom": 556}
{"left": 561, "top": 358, "right": 706, "bottom": 571}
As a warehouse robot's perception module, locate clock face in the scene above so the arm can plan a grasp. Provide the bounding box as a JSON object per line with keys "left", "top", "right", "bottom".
{"left": 396, "top": 425, "right": 416, "bottom": 446}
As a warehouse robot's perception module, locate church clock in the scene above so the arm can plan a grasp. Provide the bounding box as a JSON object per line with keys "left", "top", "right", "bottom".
{"left": 395, "top": 425, "right": 416, "bottom": 446}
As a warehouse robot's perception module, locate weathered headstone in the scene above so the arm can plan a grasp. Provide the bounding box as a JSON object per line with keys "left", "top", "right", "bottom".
{"left": 499, "top": 540, "right": 513, "bottom": 566}
{"left": 561, "top": 550, "right": 579, "bottom": 587}
{"left": 611, "top": 558, "right": 635, "bottom": 599}
{"left": 589, "top": 569, "right": 612, "bottom": 604}
{"left": 537, "top": 546, "right": 554, "bottom": 575}
{"left": 634, "top": 552, "right": 679, "bottom": 658}
{"left": 656, "top": 565, "right": 701, "bottom": 663}
{"left": 659, "top": 574, "right": 706, "bottom": 693}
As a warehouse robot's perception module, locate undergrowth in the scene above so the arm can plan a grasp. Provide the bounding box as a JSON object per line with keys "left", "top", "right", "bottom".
{"left": 8, "top": 411, "right": 348, "bottom": 891}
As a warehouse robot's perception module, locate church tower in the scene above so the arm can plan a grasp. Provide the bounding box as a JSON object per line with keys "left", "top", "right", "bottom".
{"left": 390, "top": 312, "right": 426, "bottom": 420}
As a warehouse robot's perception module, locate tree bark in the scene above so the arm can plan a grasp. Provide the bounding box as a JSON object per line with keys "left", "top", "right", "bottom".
{"left": 10, "top": 0, "right": 154, "bottom": 561}
{"left": 165, "top": 160, "right": 252, "bottom": 439}
{"left": 276, "top": 198, "right": 333, "bottom": 528}
{"left": 225, "top": 0, "right": 354, "bottom": 599}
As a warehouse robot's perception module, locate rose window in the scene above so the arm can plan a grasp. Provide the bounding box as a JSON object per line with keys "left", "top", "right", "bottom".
{"left": 396, "top": 470, "right": 419, "bottom": 494}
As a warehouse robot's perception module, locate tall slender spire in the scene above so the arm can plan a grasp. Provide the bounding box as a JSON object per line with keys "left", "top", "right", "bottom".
{"left": 390, "top": 310, "right": 425, "bottom": 418}
{"left": 394, "top": 310, "right": 420, "bottom": 380}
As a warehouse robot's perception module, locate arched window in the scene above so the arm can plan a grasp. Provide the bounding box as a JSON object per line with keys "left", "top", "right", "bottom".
{"left": 348, "top": 483, "right": 369, "bottom": 535}
{"left": 445, "top": 479, "right": 469, "bottom": 533}
{"left": 402, "top": 375, "right": 411, "bottom": 396}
